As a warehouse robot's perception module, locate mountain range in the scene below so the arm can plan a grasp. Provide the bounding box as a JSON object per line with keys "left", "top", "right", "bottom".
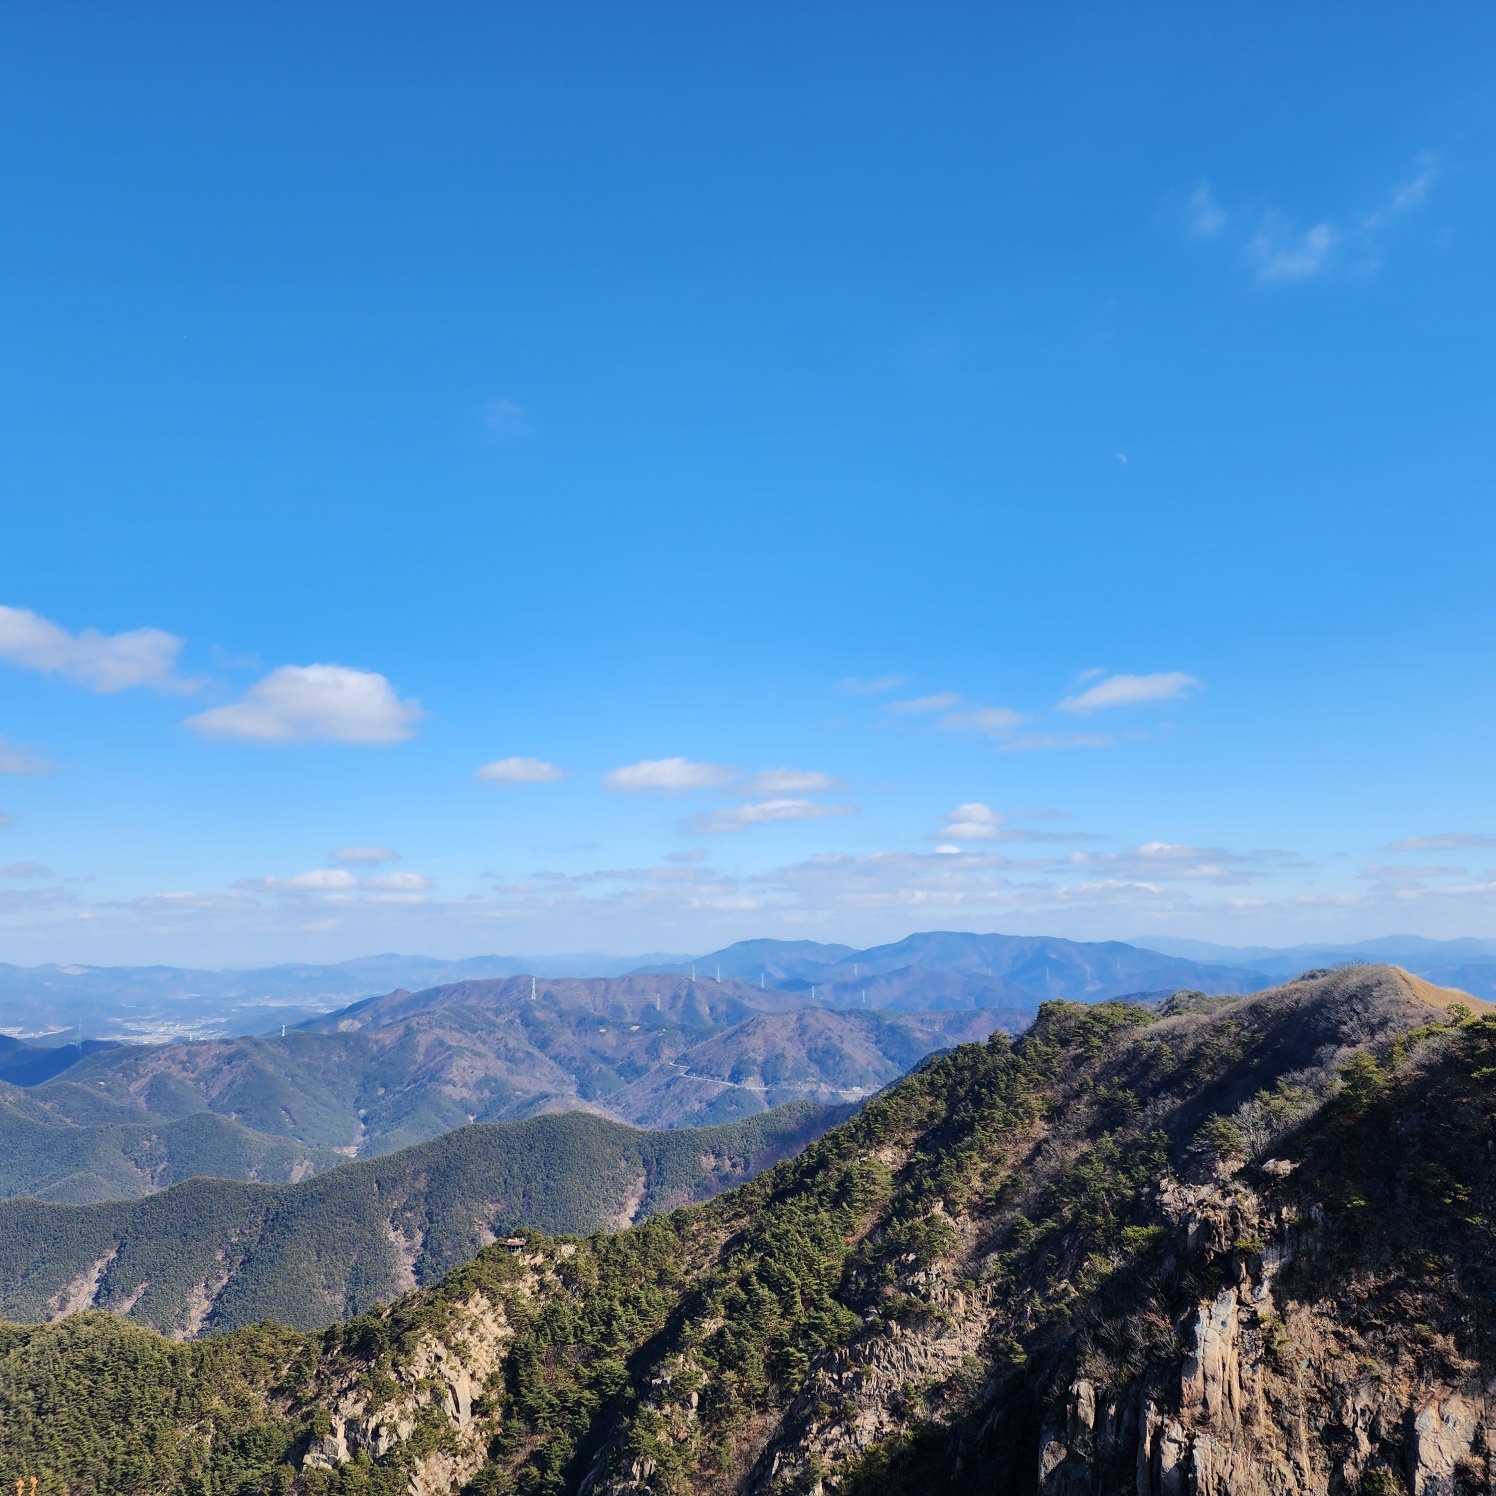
{"left": 0, "top": 951, "right": 694, "bottom": 1040}
{"left": 1131, "top": 932, "right": 1496, "bottom": 995}
{"left": 1, "top": 963, "right": 1490, "bottom": 1496}
{"left": 0, "top": 929, "right": 1271, "bottom": 1046}
{"left": 0, "top": 973, "right": 1019, "bottom": 1201}
{"left": 9, "top": 929, "right": 1496, "bottom": 1044}
{"left": 651, "top": 930, "right": 1271, "bottom": 1005}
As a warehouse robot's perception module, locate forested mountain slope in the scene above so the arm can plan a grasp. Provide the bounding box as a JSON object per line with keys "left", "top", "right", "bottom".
{"left": 0, "top": 1101, "right": 835, "bottom": 1338}
{"left": 0, "top": 964, "right": 1489, "bottom": 1496}
{"left": 0, "top": 1085, "right": 344, "bottom": 1202}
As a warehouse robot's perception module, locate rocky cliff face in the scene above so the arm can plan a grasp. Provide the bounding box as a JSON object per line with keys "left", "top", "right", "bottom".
{"left": 2, "top": 964, "right": 1493, "bottom": 1496}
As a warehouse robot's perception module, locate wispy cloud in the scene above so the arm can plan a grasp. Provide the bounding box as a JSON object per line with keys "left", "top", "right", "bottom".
{"left": 1389, "top": 832, "right": 1496, "bottom": 851}
{"left": 1000, "top": 731, "right": 1113, "bottom": 753}
{"left": 0, "top": 736, "right": 54, "bottom": 776}
{"left": 0, "top": 862, "right": 50, "bottom": 878}
{"left": 1187, "top": 181, "right": 1226, "bottom": 239}
{"left": 885, "top": 693, "right": 961, "bottom": 715}
{"left": 1247, "top": 217, "right": 1339, "bottom": 282}
{"left": 365, "top": 872, "right": 431, "bottom": 892}
{"left": 331, "top": 846, "right": 399, "bottom": 864}
{"left": 237, "top": 868, "right": 361, "bottom": 892}
{"left": 837, "top": 674, "right": 909, "bottom": 695}
{"left": 1082, "top": 842, "right": 1277, "bottom": 885}
{"left": 938, "top": 706, "right": 1023, "bottom": 737}
{"left": 1360, "top": 863, "right": 1467, "bottom": 889}
{"left": 688, "top": 799, "right": 858, "bottom": 834}
{"left": 185, "top": 664, "right": 424, "bottom": 744}
{"left": 0, "top": 809, "right": 12, "bottom": 829}
{"left": 1196, "top": 156, "right": 1443, "bottom": 285}
{"left": 477, "top": 756, "right": 566, "bottom": 785}
{"left": 28, "top": 821, "right": 1496, "bottom": 957}
{"left": 740, "top": 768, "right": 845, "bottom": 795}
{"left": 481, "top": 398, "right": 530, "bottom": 438}
{"left": 1375, "top": 156, "right": 1441, "bottom": 222}
{"left": 0, "top": 604, "right": 192, "bottom": 694}
{"left": 605, "top": 757, "right": 738, "bottom": 794}
{"left": 234, "top": 865, "right": 433, "bottom": 903}
{"left": 1058, "top": 671, "right": 1198, "bottom": 715}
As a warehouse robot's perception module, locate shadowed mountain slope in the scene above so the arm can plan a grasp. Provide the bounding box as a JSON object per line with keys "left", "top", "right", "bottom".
{"left": 1, "top": 965, "right": 1493, "bottom": 1496}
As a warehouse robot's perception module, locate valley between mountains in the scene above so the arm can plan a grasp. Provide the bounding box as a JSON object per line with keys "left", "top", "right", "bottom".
{"left": 3, "top": 963, "right": 1494, "bottom": 1496}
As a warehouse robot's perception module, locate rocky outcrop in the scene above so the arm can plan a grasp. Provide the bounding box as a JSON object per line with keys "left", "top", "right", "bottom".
{"left": 1026, "top": 1158, "right": 1492, "bottom": 1496}
{"left": 46, "top": 1247, "right": 117, "bottom": 1319}
{"left": 750, "top": 1280, "right": 993, "bottom": 1495}
{"left": 303, "top": 1291, "right": 512, "bottom": 1483}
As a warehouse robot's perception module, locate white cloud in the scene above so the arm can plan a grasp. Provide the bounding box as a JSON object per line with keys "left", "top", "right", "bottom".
{"left": 0, "top": 809, "right": 12, "bottom": 828}
{"left": 1248, "top": 218, "right": 1339, "bottom": 283}
{"left": 837, "top": 674, "right": 909, "bottom": 695}
{"left": 1058, "top": 671, "right": 1199, "bottom": 715}
{"left": 1001, "top": 731, "right": 1114, "bottom": 753}
{"left": 1061, "top": 841, "right": 1298, "bottom": 886}
{"left": 482, "top": 398, "right": 530, "bottom": 437}
{"left": 1389, "top": 833, "right": 1496, "bottom": 852}
{"left": 0, "top": 604, "right": 189, "bottom": 694}
{"left": 885, "top": 693, "right": 961, "bottom": 714}
{"left": 741, "top": 768, "right": 845, "bottom": 795}
{"left": 1361, "top": 863, "right": 1466, "bottom": 888}
{"left": 689, "top": 799, "right": 858, "bottom": 834}
{"left": 366, "top": 872, "right": 432, "bottom": 891}
{"left": 1188, "top": 182, "right": 1226, "bottom": 238}
{"left": 0, "top": 862, "right": 50, "bottom": 878}
{"left": 235, "top": 865, "right": 431, "bottom": 900}
{"left": 25, "top": 815, "right": 1496, "bottom": 961}
{"left": 1194, "top": 158, "right": 1439, "bottom": 289}
{"left": 940, "top": 803, "right": 1007, "bottom": 841}
{"left": 477, "top": 756, "right": 566, "bottom": 785}
{"left": 331, "top": 846, "right": 400, "bottom": 864}
{"left": 0, "top": 737, "right": 54, "bottom": 775}
{"left": 185, "top": 664, "right": 423, "bottom": 744}
{"left": 938, "top": 706, "right": 1023, "bottom": 737}
{"left": 1388, "top": 160, "right": 1438, "bottom": 214}
{"left": 247, "top": 869, "right": 360, "bottom": 891}
{"left": 604, "top": 757, "right": 737, "bottom": 794}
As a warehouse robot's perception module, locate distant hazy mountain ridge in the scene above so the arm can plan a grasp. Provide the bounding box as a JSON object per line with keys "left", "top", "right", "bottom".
{"left": 1130, "top": 932, "right": 1496, "bottom": 998}
{"left": 14, "top": 929, "right": 1490, "bottom": 1043}
{"left": 645, "top": 930, "right": 1271, "bottom": 1003}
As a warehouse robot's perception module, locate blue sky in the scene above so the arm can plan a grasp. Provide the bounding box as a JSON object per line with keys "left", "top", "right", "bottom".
{"left": 1, "top": 3, "right": 1495, "bottom": 966}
